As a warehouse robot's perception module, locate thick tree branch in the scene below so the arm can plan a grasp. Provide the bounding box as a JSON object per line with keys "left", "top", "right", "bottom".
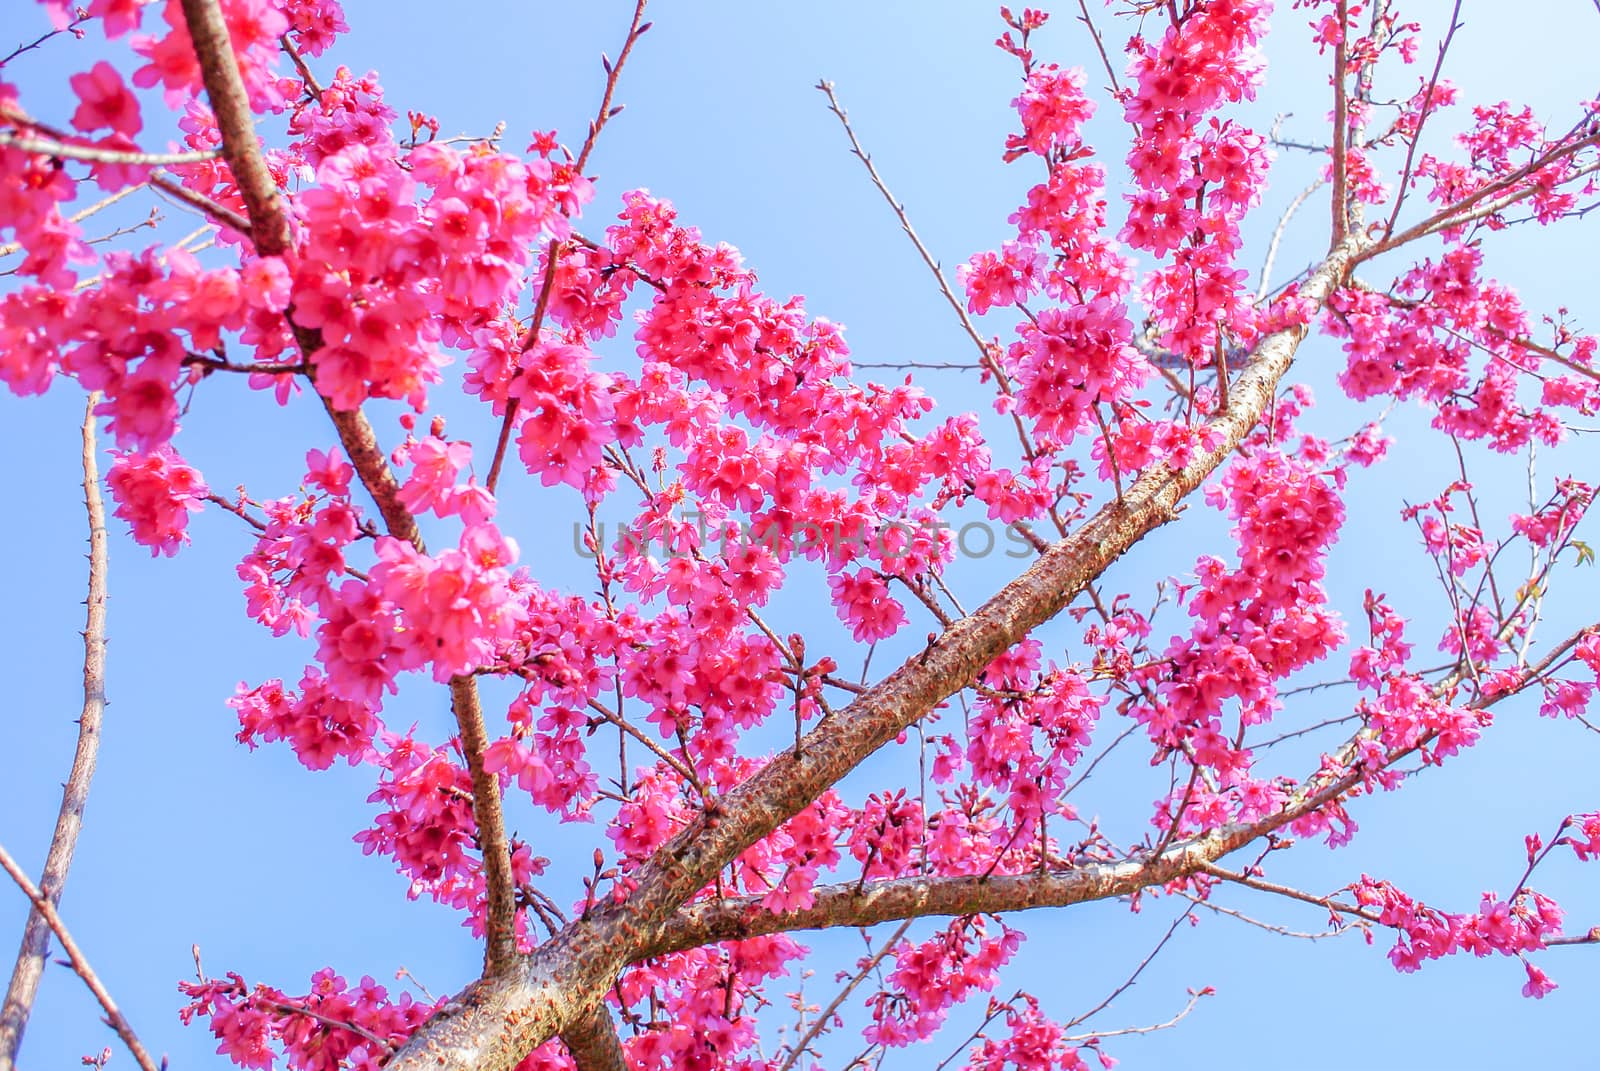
{"left": 559, "top": 1003, "right": 629, "bottom": 1071}
{"left": 0, "top": 396, "right": 109, "bottom": 1071}
{"left": 383, "top": 237, "right": 1366, "bottom": 1071}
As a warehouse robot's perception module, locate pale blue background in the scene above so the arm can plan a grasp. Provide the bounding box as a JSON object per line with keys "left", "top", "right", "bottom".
{"left": 2, "top": 2, "right": 1597, "bottom": 1068}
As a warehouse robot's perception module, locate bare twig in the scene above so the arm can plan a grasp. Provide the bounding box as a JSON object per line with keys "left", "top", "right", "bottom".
{"left": 0, "top": 185, "right": 146, "bottom": 260}
{"left": 0, "top": 132, "right": 221, "bottom": 167}
{"left": 1382, "top": 0, "right": 1464, "bottom": 238}
{"left": 816, "top": 81, "right": 988, "bottom": 361}
{"left": 1062, "top": 986, "right": 1206, "bottom": 1043}
{"left": 1073, "top": 0, "right": 1123, "bottom": 94}
{"left": 1256, "top": 178, "right": 1326, "bottom": 304}
{"left": 777, "top": 921, "right": 911, "bottom": 1071}
{"left": 817, "top": 79, "right": 1046, "bottom": 471}
{"left": 149, "top": 171, "right": 251, "bottom": 234}
{"left": 0, "top": 842, "right": 158, "bottom": 1071}
{"left": 0, "top": 16, "right": 87, "bottom": 69}
{"left": 483, "top": 0, "right": 650, "bottom": 495}
{"left": 1064, "top": 905, "right": 1194, "bottom": 1030}
{"left": 575, "top": 0, "right": 650, "bottom": 175}
{"left": 0, "top": 395, "right": 110, "bottom": 1071}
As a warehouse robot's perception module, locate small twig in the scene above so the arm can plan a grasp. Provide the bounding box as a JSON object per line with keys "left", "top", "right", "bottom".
{"left": 149, "top": 172, "right": 251, "bottom": 234}
{"left": 262, "top": 996, "right": 393, "bottom": 1053}
{"left": 1181, "top": 893, "right": 1347, "bottom": 941}
{"left": 1064, "top": 905, "right": 1195, "bottom": 1030}
{"left": 1256, "top": 178, "right": 1325, "bottom": 304}
{"left": 1200, "top": 863, "right": 1376, "bottom": 923}
{"left": 279, "top": 34, "right": 324, "bottom": 100}
{"left": 0, "top": 184, "right": 145, "bottom": 260}
{"left": 776, "top": 921, "right": 910, "bottom": 1071}
{"left": 0, "top": 132, "right": 221, "bottom": 167}
{"left": 1062, "top": 986, "right": 1206, "bottom": 1043}
{"left": 183, "top": 352, "right": 309, "bottom": 376}
{"left": 574, "top": 0, "right": 650, "bottom": 174}
{"left": 0, "top": 16, "right": 88, "bottom": 69}
{"left": 1382, "top": 0, "right": 1464, "bottom": 238}
{"left": 1073, "top": 0, "right": 1123, "bottom": 93}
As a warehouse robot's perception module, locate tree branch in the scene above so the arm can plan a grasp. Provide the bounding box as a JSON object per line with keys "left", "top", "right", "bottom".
{"left": 559, "top": 1003, "right": 628, "bottom": 1071}
{"left": 0, "top": 843, "right": 157, "bottom": 1071}
{"left": 178, "top": 0, "right": 291, "bottom": 254}
{"left": 177, "top": 0, "right": 517, "bottom": 979}
{"left": 0, "top": 132, "right": 221, "bottom": 166}
{"left": 1329, "top": 0, "right": 1351, "bottom": 248}
{"left": 0, "top": 395, "right": 110, "bottom": 1071}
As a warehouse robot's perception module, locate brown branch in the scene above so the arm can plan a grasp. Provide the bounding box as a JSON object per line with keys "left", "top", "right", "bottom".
{"left": 179, "top": 0, "right": 291, "bottom": 254}
{"left": 559, "top": 1003, "right": 628, "bottom": 1071}
{"left": 260, "top": 996, "right": 393, "bottom": 1053}
{"left": 1074, "top": 0, "right": 1123, "bottom": 94}
{"left": 0, "top": 395, "right": 110, "bottom": 1071}
{"left": 0, "top": 842, "right": 157, "bottom": 1071}
{"left": 1493, "top": 329, "right": 1600, "bottom": 386}
{"left": 1381, "top": 0, "right": 1464, "bottom": 239}
{"left": 279, "top": 34, "right": 324, "bottom": 100}
{"left": 1329, "top": 0, "right": 1351, "bottom": 247}
{"left": 384, "top": 235, "right": 1364, "bottom": 1071}
{"left": 1199, "top": 864, "right": 1374, "bottom": 922}
{"left": 0, "top": 132, "right": 221, "bottom": 166}
{"left": 177, "top": 0, "right": 518, "bottom": 983}
{"left": 0, "top": 98, "right": 246, "bottom": 237}
{"left": 149, "top": 171, "right": 251, "bottom": 234}
{"left": 1361, "top": 134, "right": 1600, "bottom": 261}
{"left": 484, "top": 0, "right": 650, "bottom": 495}
{"left": 452, "top": 677, "right": 517, "bottom": 973}
{"left": 574, "top": 0, "right": 650, "bottom": 175}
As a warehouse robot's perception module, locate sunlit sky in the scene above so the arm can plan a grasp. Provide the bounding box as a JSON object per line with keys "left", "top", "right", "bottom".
{"left": 2, "top": 2, "right": 1597, "bottom": 1068}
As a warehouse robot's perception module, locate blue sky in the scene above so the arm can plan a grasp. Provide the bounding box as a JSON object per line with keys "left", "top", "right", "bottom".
{"left": 2, "top": 1, "right": 1598, "bottom": 1068}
